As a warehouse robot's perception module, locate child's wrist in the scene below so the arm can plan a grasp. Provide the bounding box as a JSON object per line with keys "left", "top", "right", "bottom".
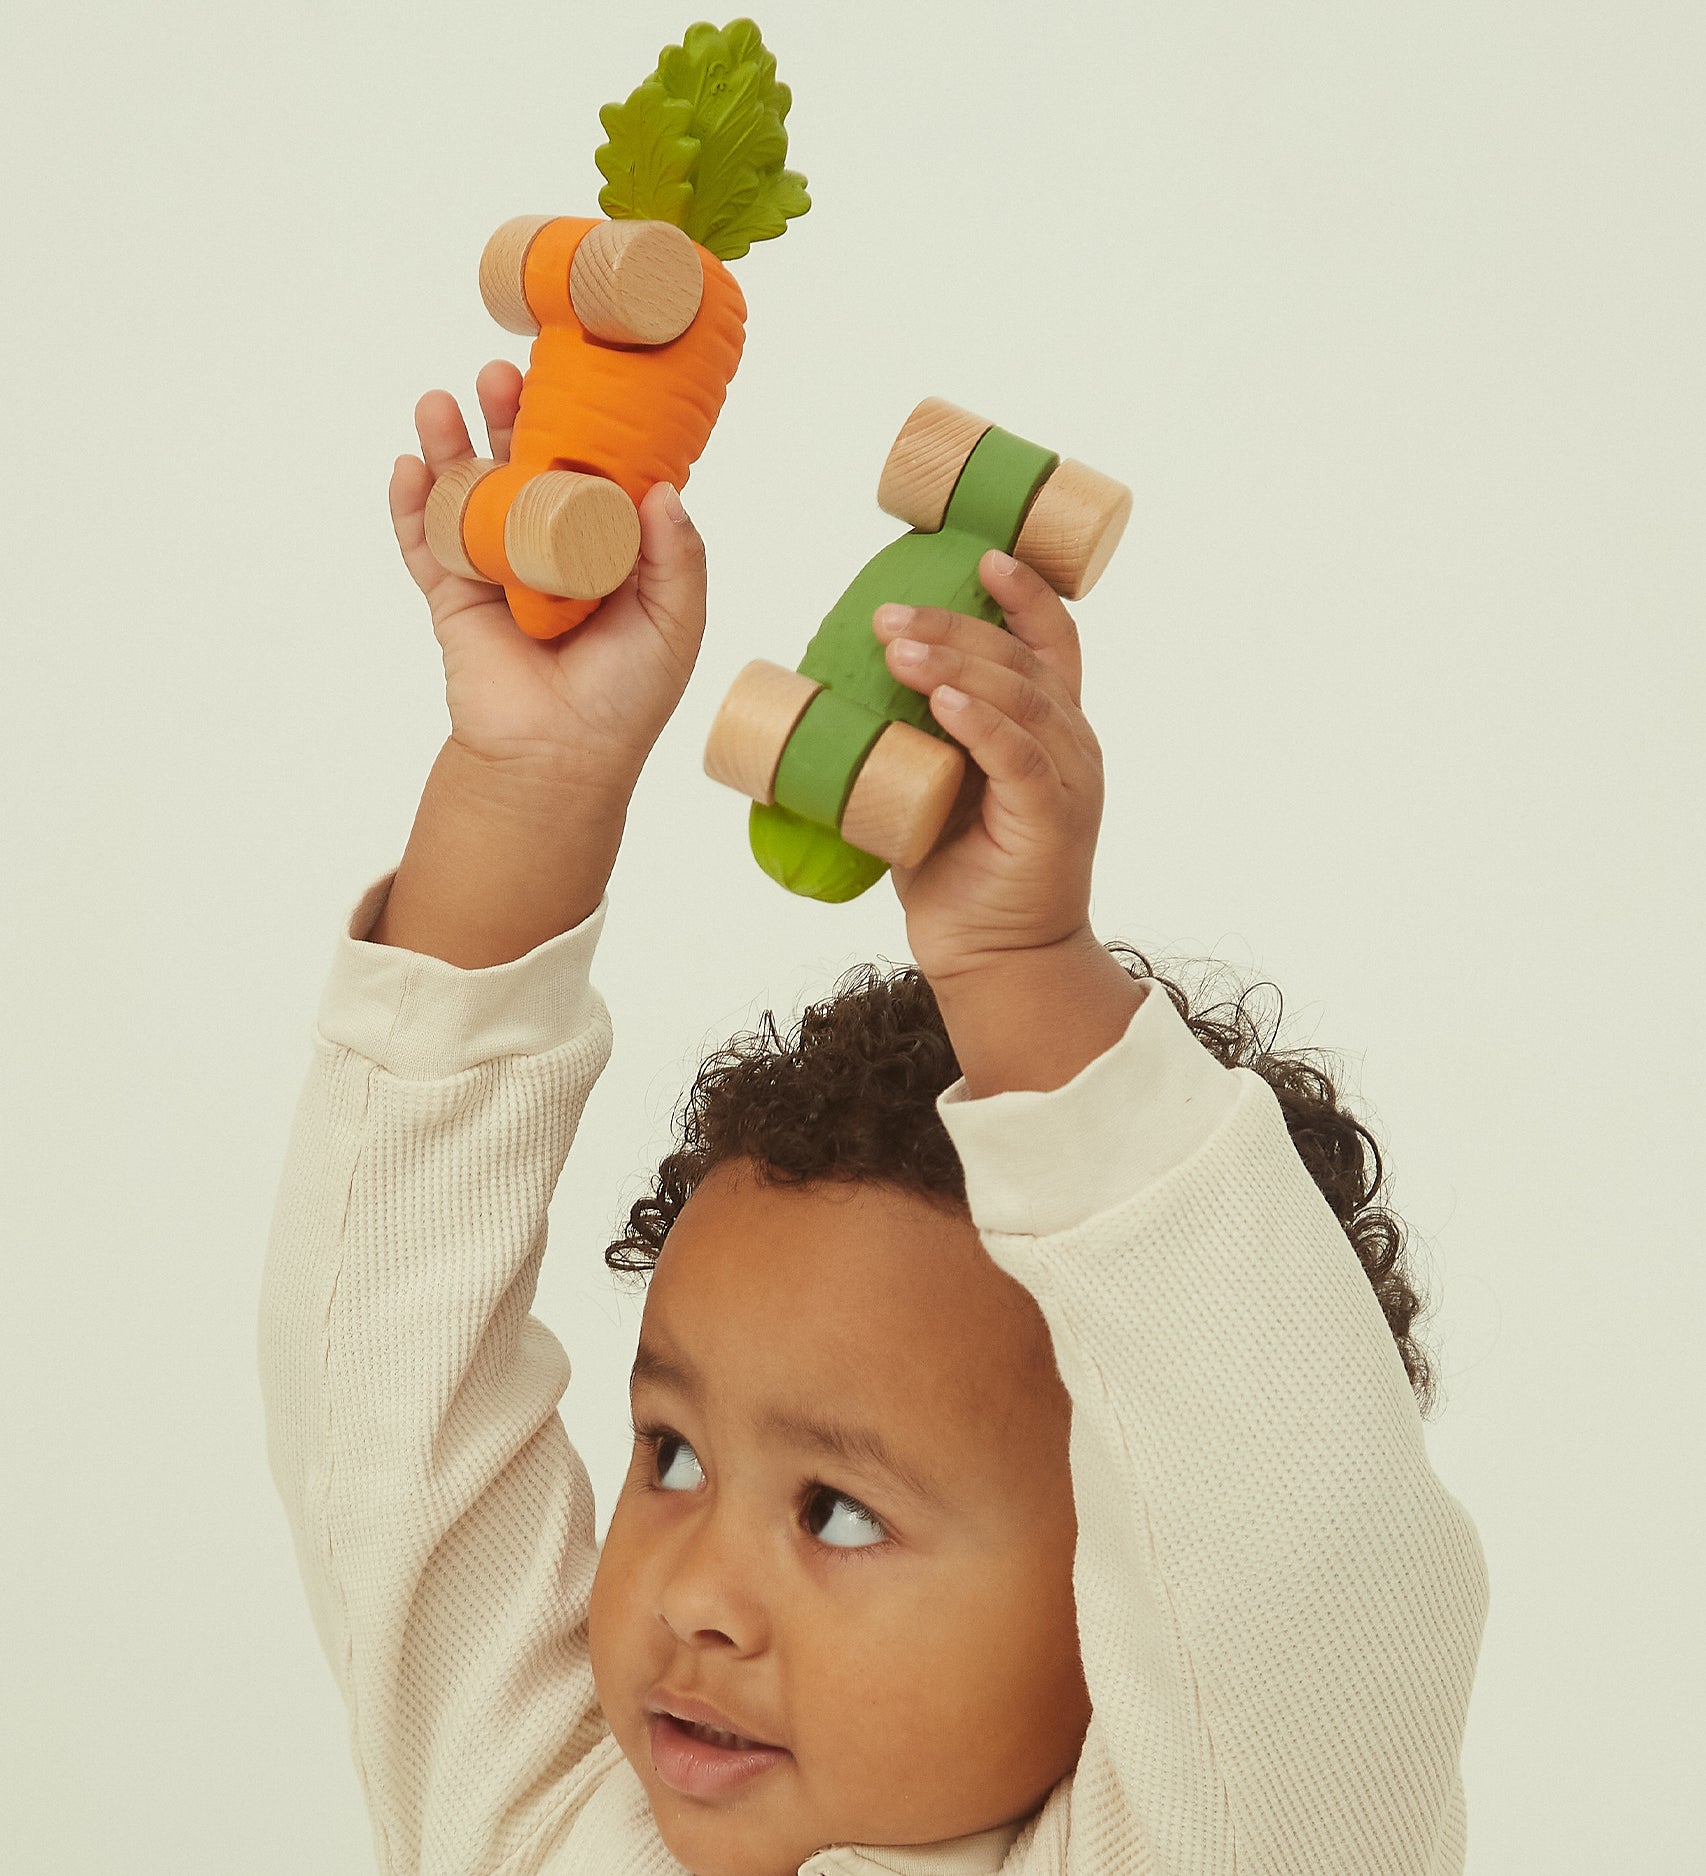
{"left": 926, "top": 931, "right": 1147, "bottom": 1100}
{"left": 368, "top": 738, "right": 631, "bottom": 968}
{"left": 446, "top": 732, "right": 645, "bottom": 809}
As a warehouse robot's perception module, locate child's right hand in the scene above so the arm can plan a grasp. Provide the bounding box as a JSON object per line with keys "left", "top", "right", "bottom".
{"left": 366, "top": 362, "right": 709, "bottom": 967}
{"left": 389, "top": 359, "right": 709, "bottom": 799}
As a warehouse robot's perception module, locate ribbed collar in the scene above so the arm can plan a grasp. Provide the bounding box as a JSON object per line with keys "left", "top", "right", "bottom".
{"left": 799, "top": 1817, "right": 1025, "bottom": 1873}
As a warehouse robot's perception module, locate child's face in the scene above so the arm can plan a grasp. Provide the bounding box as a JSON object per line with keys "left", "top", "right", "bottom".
{"left": 588, "top": 1159, "right": 1089, "bottom": 1876}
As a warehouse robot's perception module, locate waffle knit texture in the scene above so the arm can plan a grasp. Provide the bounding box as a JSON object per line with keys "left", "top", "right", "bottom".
{"left": 259, "top": 870, "right": 1486, "bottom": 1876}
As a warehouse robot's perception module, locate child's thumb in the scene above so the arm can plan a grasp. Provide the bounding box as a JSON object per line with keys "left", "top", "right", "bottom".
{"left": 634, "top": 482, "right": 707, "bottom": 650}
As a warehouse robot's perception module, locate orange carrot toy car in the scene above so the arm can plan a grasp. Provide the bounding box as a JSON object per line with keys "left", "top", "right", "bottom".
{"left": 424, "top": 18, "right": 809, "bottom": 640}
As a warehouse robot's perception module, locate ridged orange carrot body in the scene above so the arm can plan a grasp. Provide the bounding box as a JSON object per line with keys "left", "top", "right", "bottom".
{"left": 462, "top": 216, "right": 749, "bottom": 639}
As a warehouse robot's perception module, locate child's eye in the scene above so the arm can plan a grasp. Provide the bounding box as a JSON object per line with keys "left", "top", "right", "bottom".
{"left": 804, "top": 1486, "right": 888, "bottom": 1550}
{"left": 653, "top": 1434, "right": 706, "bottom": 1493}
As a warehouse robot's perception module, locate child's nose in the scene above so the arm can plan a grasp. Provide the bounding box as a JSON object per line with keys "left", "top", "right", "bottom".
{"left": 654, "top": 1504, "right": 772, "bottom": 1656}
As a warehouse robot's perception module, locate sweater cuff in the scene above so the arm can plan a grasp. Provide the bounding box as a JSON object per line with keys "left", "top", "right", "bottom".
{"left": 935, "top": 981, "right": 1241, "bottom": 1238}
{"left": 313, "top": 869, "right": 609, "bottom": 1081}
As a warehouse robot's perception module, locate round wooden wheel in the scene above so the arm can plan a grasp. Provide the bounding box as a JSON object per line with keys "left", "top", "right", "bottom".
{"left": 875, "top": 397, "right": 993, "bottom": 533}
{"left": 570, "top": 219, "right": 704, "bottom": 345}
{"left": 479, "top": 215, "right": 554, "bottom": 336}
{"left": 423, "top": 457, "right": 502, "bottom": 582}
{"left": 839, "top": 720, "right": 967, "bottom": 869}
{"left": 503, "top": 471, "right": 641, "bottom": 600}
{"left": 1013, "top": 458, "right": 1133, "bottom": 600}
{"left": 703, "top": 660, "right": 823, "bottom": 804}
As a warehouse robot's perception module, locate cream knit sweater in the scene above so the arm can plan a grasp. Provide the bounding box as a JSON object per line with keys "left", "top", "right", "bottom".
{"left": 259, "top": 871, "right": 1487, "bottom": 1876}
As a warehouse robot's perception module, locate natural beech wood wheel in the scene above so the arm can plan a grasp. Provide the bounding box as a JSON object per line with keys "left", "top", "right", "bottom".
{"left": 503, "top": 470, "right": 641, "bottom": 600}
{"left": 423, "top": 457, "right": 502, "bottom": 582}
{"left": 479, "top": 215, "right": 554, "bottom": 336}
{"left": 840, "top": 721, "right": 967, "bottom": 868}
{"left": 703, "top": 660, "right": 823, "bottom": 803}
{"left": 875, "top": 396, "right": 993, "bottom": 533}
{"left": 1013, "top": 458, "right": 1134, "bottom": 600}
{"left": 569, "top": 219, "right": 704, "bottom": 345}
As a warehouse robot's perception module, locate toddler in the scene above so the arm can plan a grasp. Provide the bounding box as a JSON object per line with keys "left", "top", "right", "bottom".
{"left": 260, "top": 361, "right": 1487, "bottom": 1876}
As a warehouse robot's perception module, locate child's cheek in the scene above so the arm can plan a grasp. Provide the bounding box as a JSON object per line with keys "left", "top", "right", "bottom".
{"left": 588, "top": 1528, "right": 652, "bottom": 1746}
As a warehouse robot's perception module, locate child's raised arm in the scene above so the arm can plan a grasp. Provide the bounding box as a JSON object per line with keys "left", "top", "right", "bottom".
{"left": 373, "top": 359, "right": 709, "bottom": 967}
{"left": 259, "top": 373, "right": 709, "bottom": 1872}
{"left": 881, "top": 560, "right": 1488, "bottom": 1873}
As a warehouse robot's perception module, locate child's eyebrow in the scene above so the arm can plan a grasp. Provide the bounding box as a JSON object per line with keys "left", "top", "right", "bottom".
{"left": 630, "top": 1339, "right": 948, "bottom": 1511}
{"left": 758, "top": 1406, "right": 947, "bottom": 1511}
{"left": 629, "top": 1340, "right": 698, "bottom": 1397}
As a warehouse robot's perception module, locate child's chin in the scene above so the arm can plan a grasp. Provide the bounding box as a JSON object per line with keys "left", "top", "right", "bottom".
{"left": 646, "top": 1800, "right": 802, "bottom": 1876}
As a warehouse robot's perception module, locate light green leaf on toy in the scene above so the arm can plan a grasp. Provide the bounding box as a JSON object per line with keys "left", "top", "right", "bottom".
{"left": 593, "top": 82, "right": 698, "bottom": 226}
{"left": 595, "top": 17, "right": 810, "bottom": 261}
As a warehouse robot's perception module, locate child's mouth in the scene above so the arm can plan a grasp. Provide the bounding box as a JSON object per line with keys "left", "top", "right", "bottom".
{"left": 648, "top": 1711, "right": 791, "bottom": 1798}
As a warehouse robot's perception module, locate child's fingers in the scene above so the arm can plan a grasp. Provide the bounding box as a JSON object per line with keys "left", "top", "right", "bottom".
{"left": 876, "top": 610, "right": 1098, "bottom": 773}
{"left": 389, "top": 453, "right": 453, "bottom": 598}
{"left": 976, "top": 550, "right": 1084, "bottom": 704}
{"left": 389, "top": 452, "right": 497, "bottom": 622}
{"left": 388, "top": 453, "right": 429, "bottom": 562}
{"left": 475, "top": 359, "right": 523, "bottom": 464}
{"left": 402, "top": 389, "right": 514, "bottom": 613}
{"left": 886, "top": 637, "right": 1093, "bottom": 794}
{"left": 927, "top": 683, "right": 1062, "bottom": 814}
{"left": 874, "top": 601, "right": 1074, "bottom": 712}
{"left": 412, "top": 389, "right": 479, "bottom": 478}
{"left": 631, "top": 480, "right": 708, "bottom": 660}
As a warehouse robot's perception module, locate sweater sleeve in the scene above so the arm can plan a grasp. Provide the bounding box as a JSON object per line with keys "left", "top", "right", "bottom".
{"left": 258, "top": 871, "right": 620, "bottom": 1876}
{"left": 935, "top": 986, "right": 1488, "bottom": 1876}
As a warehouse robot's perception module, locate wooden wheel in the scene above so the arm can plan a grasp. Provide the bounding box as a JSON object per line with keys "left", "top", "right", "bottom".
{"left": 569, "top": 219, "right": 704, "bottom": 345}
{"left": 423, "top": 457, "right": 502, "bottom": 582}
{"left": 1013, "top": 458, "right": 1133, "bottom": 600}
{"left": 479, "top": 215, "right": 554, "bottom": 336}
{"left": 503, "top": 470, "right": 641, "bottom": 600}
{"left": 704, "top": 660, "right": 823, "bottom": 803}
{"left": 839, "top": 720, "right": 967, "bottom": 868}
{"left": 875, "top": 397, "right": 993, "bottom": 533}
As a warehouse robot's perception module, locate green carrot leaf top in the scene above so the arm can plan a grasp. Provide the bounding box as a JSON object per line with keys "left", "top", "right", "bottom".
{"left": 592, "top": 86, "right": 698, "bottom": 231}
{"left": 595, "top": 17, "right": 811, "bottom": 261}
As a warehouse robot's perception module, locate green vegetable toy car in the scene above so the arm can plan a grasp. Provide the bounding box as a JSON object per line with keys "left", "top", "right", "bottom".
{"left": 704, "top": 395, "right": 1132, "bottom": 901}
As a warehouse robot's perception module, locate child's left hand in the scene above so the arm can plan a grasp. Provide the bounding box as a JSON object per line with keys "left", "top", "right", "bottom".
{"left": 873, "top": 551, "right": 1103, "bottom": 981}
{"left": 872, "top": 552, "right": 1146, "bottom": 1096}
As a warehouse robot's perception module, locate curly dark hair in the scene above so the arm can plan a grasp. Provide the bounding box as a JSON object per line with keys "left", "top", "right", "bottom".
{"left": 606, "top": 946, "right": 1437, "bottom": 1416}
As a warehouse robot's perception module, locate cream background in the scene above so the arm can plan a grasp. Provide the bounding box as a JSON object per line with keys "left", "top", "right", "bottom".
{"left": 1, "top": 1, "right": 1700, "bottom": 1869}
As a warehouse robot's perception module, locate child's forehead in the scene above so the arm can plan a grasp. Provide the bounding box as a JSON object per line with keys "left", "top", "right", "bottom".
{"left": 650, "top": 1162, "right": 988, "bottom": 1329}
{"left": 637, "top": 1163, "right": 1054, "bottom": 1439}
